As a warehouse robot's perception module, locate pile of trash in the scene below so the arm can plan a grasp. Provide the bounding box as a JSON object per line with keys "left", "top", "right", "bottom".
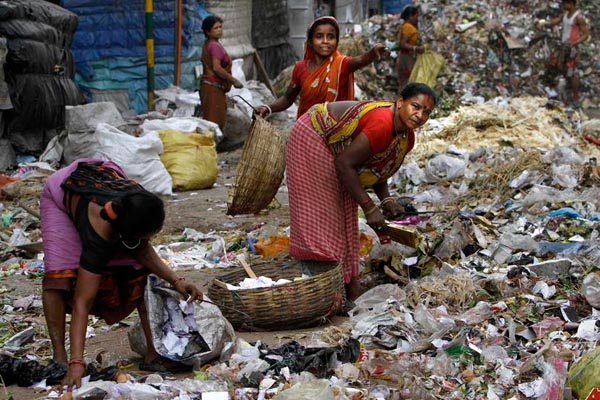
{"left": 343, "top": 0, "right": 600, "bottom": 113}
{"left": 3, "top": 94, "right": 600, "bottom": 399}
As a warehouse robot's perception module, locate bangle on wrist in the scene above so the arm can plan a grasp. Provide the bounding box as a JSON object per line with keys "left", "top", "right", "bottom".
{"left": 363, "top": 205, "right": 379, "bottom": 216}
{"left": 380, "top": 196, "right": 395, "bottom": 207}
{"left": 171, "top": 276, "right": 185, "bottom": 288}
{"left": 69, "top": 359, "right": 86, "bottom": 367}
{"left": 264, "top": 105, "right": 272, "bottom": 117}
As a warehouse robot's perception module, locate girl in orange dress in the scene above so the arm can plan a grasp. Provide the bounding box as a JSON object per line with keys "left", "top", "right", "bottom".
{"left": 256, "top": 16, "right": 389, "bottom": 119}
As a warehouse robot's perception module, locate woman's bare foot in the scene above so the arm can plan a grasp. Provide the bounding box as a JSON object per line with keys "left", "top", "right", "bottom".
{"left": 345, "top": 277, "right": 364, "bottom": 301}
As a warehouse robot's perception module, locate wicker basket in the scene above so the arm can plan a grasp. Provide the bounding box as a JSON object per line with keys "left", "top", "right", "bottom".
{"left": 207, "top": 255, "right": 344, "bottom": 331}
{"left": 227, "top": 116, "right": 286, "bottom": 215}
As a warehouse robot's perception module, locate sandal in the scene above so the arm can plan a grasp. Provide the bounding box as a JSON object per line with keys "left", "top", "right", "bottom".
{"left": 139, "top": 356, "right": 191, "bottom": 373}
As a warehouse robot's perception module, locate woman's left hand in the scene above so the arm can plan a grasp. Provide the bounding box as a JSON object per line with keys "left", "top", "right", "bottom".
{"left": 382, "top": 201, "right": 405, "bottom": 220}
{"left": 372, "top": 44, "right": 391, "bottom": 60}
{"left": 174, "top": 280, "right": 203, "bottom": 303}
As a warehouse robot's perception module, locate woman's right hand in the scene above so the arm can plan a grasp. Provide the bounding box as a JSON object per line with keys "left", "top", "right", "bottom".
{"left": 61, "top": 363, "right": 86, "bottom": 395}
{"left": 366, "top": 208, "right": 387, "bottom": 233}
{"left": 255, "top": 105, "right": 271, "bottom": 118}
{"left": 232, "top": 78, "right": 244, "bottom": 89}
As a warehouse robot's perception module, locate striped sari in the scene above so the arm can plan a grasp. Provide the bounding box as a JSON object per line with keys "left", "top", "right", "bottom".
{"left": 287, "top": 102, "right": 414, "bottom": 283}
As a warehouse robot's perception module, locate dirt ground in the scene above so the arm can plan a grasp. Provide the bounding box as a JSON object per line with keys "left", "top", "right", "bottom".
{"left": 1, "top": 145, "right": 350, "bottom": 400}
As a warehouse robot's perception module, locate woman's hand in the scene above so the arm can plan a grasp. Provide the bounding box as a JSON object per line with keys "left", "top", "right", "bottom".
{"left": 232, "top": 78, "right": 244, "bottom": 89}
{"left": 255, "top": 105, "right": 272, "bottom": 118}
{"left": 416, "top": 45, "right": 425, "bottom": 54}
{"left": 382, "top": 201, "right": 405, "bottom": 220}
{"left": 61, "top": 363, "right": 86, "bottom": 395}
{"left": 366, "top": 208, "right": 387, "bottom": 233}
{"left": 372, "top": 44, "right": 391, "bottom": 60}
{"left": 174, "top": 279, "right": 203, "bottom": 303}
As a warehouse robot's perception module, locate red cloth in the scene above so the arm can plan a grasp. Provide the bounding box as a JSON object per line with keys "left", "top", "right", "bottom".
{"left": 286, "top": 113, "right": 359, "bottom": 283}
{"left": 292, "top": 53, "right": 353, "bottom": 119}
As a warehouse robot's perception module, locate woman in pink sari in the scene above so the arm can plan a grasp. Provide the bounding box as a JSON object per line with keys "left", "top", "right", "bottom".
{"left": 286, "top": 83, "right": 437, "bottom": 300}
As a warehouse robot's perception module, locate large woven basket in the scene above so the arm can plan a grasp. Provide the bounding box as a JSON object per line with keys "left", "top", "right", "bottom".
{"left": 207, "top": 255, "right": 344, "bottom": 331}
{"left": 227, "top": 116, "right": 286, "bottom": 215}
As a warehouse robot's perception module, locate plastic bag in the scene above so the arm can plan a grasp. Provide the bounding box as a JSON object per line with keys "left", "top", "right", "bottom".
{"left": 128, "top": 275, "right": 236, "bottom": 367}
{"left": 408, "top": 50, "right": 445, "bottom": 88}
{"left": 94, "top": 123, "right": 173, "bottom": 195}
{"left": 254, "top": 235, "right": 290, "bottom": 257}
{"left": 159, "top": 129, "right": 218, "bottom": 191}
{"left": 582, "top": 272, "right": 600, "bottom": 309}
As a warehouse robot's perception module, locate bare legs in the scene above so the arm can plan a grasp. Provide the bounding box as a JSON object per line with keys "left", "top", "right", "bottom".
{"left": 345, "top": 277, "right": 364, "bottom": 301}
{"left": 43, "top": 289, "right": 68, "bottom": 364}
{"left": 137, "top": 300, "right": 161, "bottom": 364}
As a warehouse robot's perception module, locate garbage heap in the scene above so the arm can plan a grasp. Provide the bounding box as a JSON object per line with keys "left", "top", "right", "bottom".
{"left": 2, "top": 97, "right": 600, "bottom": 399}
{"left": 341, "top": 0, "right": 599, "bottom": 114}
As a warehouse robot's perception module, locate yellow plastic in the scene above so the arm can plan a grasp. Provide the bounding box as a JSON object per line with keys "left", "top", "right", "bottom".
{"left": 159, "top": 129, "right": 218, "bottom": 191}
{"left": 408, "top": 50, "right": 445, "bottom": 88}
{"left": 567, "top": 347, "right": 600, "bottom": 399}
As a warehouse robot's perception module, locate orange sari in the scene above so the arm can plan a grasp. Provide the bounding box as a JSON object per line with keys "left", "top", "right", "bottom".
{"left": 296, "top": 47, "right": 354, "bottom": 119}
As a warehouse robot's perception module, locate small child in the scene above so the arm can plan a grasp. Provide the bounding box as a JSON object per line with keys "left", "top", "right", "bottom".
{"left": 542, "top": 0, "right": 589, "bottom": 107}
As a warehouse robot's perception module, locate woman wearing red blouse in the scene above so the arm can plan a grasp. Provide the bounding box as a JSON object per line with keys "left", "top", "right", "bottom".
{"left": 286, "top": 83, "right": 437, "bottom": 301}
{"left": 256, "top": 16, "right": 389, "bottom": 119}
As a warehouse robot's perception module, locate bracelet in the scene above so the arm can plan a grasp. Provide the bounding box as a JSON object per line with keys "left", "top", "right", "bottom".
{"left": 264, "top": 104, "right": 272, "bottom": 117}
{"left": 69, "top": 359, "right": 86, "bottom": 367}
{"left": 380, "top": 197, "right": 396, "bottom": 207}
{"left": 363, "top": 205, "right": 379, "bottom": 216}
{"left": 171, "top": 276, "right": 185, "bottom": 288}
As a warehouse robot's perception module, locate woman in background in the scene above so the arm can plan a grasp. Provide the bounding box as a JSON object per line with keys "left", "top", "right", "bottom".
{"left": 396, "top": 5, "right": 425, "bottom": 91}
{"left": 200, "top": 15, "right": 243, "bottom": 130}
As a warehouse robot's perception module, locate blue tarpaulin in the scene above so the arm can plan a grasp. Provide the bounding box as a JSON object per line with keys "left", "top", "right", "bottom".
{"left": 61, "top": 0, "right": 209, "bottom": 113}
{"left": 383, "top": 0, "right": 412, "bottom": 14}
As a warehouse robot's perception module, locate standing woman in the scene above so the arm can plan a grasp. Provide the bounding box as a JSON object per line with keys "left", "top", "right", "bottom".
{"left": 256, "top": 16, "right": 389, "bottom": 119}
{"left": 200, "top": 15, "right": 243, "bottom": 130}
{"left": 286, "top": 83, "right": 437, "bottom": 301}
{"left": 396, "top": 6, "right": 425, "bottom": 91}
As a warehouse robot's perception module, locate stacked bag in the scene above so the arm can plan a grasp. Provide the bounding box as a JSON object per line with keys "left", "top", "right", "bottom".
{"left": 0, "top": 0, "right": 84, "bottom": 159}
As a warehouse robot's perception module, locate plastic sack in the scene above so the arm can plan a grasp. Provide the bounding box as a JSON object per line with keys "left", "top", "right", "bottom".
{"left": 582, "top": 272, "right": 600, "bottom": 309}
{"left": 567, "top": 347, "right": 600, "bottom": 399}
{"left": 159, "top": 129, "right": 218, "bottom": 191}
{"left": 141, "top": 117, "right": 223, "bottom": 144}
{"left": 94, "top": 123, "right": 173, "bottom": 195}
{"left": 409, "top": 50, "right": 445, "bottom": 88}
{"left": 254, "top": 235, "right": 290, "bottom": 257}
{"left": 273, "top": 380, "right": 335, "bottom": 400}
{"left": 128, "top": 275, "right": 236, "bottom": 367}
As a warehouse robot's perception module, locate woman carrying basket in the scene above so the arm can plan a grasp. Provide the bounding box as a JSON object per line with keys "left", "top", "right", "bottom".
{"left": 286, "top": 83, "right": 437, "bottom": 300}
{"left": 255, "top": 16, "right": 389, "bottom": 120}
{"left": 41, "top": 159, "right": 203, "bottom": 393}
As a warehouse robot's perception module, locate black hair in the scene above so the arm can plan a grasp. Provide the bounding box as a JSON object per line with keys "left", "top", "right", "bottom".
{"left": 401, "top": 5, "right": 420, "bottom": 21}
{"left": 307, "top": 16, "right": 340, "bottom": 44}
{"left": 400, "top": 82, "right": 438, "bottom": 107}
{"left": 101, "top": 191, "right": 165, "bottom": 237}
{"left": 202, "top": 15, "right": 223, "bottom": 38}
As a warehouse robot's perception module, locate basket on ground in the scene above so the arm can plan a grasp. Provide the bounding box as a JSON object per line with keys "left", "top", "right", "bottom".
{"left": 208, "top": 256, "right": 344, "bottom": 331}
{"left": 227, "top": 116, "right": 286, "bottom": 215}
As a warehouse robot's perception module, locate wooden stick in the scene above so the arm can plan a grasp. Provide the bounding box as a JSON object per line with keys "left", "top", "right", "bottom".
{"left": 237, "top": 254, "right": 257, "bottom": 279}
{"left": 253, "top": 51, "right": 277, "bottom": 97}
